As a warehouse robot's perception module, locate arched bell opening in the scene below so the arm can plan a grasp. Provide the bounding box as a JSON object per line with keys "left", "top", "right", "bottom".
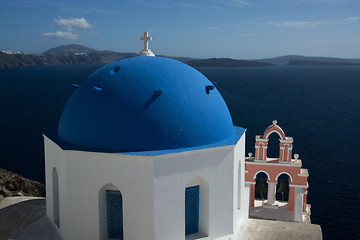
{"left": 267, "top": 132, "right": 280, "bottom": 159}
{"left": 255, "top": 172, "right": 268, "bottom": 201}
{"left": 276, "top": 173, "right": 291, "bottom": 202}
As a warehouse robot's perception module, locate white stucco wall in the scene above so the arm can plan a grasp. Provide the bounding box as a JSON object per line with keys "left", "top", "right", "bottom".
{"left": 153, "top": 145, "right": 237, "bottom": 240}
{"left": 44, "top": 135, "right": 67, "bottom": 238}
{"left": 44, "top": 132, "right": 247, "bottom": 240}
{"left": 233, "top": 133, "right": 249, "bottom": 237}
{"left": 64, "top": 151, "right": 155, "bottom": 240}
{"left": 44, "top": 136, "right": 155, "bottom": 240}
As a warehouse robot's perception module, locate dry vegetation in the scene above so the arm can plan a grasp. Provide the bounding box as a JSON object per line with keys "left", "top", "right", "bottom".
{"left": 0, "top": 169, "right": 45, "bottom": 200}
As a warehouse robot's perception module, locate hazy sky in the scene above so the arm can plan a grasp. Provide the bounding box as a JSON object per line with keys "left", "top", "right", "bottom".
{"left": 0, "top": 0, "right": 359, "bottom": 59}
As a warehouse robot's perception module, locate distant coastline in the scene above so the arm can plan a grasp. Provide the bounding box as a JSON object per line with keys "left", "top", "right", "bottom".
{"left": 288, "top": 59, "right": 360, "bottom": 66}
{"left": 1, "top": 44, "right": 360, "bottom": 69}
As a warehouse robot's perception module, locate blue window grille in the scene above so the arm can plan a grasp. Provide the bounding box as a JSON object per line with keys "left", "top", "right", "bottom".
{"left": 106, "top": 190, "right": 123, "bottom": 240}
{"left": 185, "top": 185, "right": 199, "bottom": 236}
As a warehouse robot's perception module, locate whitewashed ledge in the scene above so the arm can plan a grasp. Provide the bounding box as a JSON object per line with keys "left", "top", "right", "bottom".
{"left": 237, "top": 218, "right": 322, "bottom": 240}
{"left": 1, "top": 197, "right": 322, "bottom": 240}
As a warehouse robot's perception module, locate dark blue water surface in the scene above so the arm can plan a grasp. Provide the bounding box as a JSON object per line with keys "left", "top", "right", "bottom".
{"left": 0, "top": 65, "right": 359, "bottom": 239}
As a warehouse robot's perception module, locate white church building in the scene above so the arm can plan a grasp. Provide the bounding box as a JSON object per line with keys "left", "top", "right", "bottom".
{"left": 43, "top": 33, "right": 319, "bottom": 240}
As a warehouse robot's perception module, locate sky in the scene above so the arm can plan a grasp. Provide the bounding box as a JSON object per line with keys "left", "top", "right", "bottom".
{"left": 0, "top": 0, "right": 359, "bottom": 59}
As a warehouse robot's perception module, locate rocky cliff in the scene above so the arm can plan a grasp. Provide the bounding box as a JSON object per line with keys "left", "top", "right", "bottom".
{"left": 0, "top": 169, "right": 45, "bottom": 200}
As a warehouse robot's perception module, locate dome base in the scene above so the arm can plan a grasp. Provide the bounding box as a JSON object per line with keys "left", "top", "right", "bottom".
{"left": 139, "top": 49, "right": 155, "bottom": 56}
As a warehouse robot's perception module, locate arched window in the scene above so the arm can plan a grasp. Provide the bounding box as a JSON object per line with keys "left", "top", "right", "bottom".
{"left": 99, "top": 184, "right": 123, "bottom": 240}
{"left": 52, "top": 167, "right": 60, "bottom": 228}
{"left": 185, "top": 185, "right": 199, "bottom": 235}
{"left": 106, "top": 190, "right": 123, "bottom": 239}
{"left": 185, "top": 177, "right": 209, "bottom": 237}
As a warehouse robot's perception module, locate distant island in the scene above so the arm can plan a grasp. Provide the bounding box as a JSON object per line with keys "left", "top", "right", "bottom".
{"left": 288, "top": 59, "right": 360, "bottom": 66}
{"left": 253, "top": 55, "right": 360, "bottom": 65}
{"left": 186, "top": 58, "right": 274, "bottom": 67}
{"left": 1, "top": 44, "right": 359, "bottom": 69}
{"left": 0, "top": 45, "right": 136, "bottom": 70}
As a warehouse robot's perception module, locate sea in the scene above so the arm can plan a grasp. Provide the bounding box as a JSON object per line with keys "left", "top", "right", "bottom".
{"left": 0, "top": 64, "right": 359, "bottom": 239}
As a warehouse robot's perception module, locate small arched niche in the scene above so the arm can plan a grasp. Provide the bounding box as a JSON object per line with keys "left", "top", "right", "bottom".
{"left": 52, "top": 167, "right": 60, "bottom": 228}
{"left": 237, "top": 160, "right": 242, "bottom": 210}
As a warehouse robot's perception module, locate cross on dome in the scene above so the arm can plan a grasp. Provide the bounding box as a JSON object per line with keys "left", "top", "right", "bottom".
{"left": 139, "top": 31, "right": 155, "bottom": 56}
{"left": 141, "top": 32, "right": 152, "bottom": 51}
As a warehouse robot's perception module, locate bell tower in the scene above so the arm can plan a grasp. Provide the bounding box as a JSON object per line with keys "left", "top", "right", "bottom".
{"left": 254, "top": 120, "right": 293, "bottom": 162}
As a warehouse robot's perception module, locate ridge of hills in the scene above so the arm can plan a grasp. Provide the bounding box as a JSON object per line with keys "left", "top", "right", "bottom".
{"left": 287, "top": 59, "right": 360, "bottom": 66}
{"left": 44, "top": 44, "right": 93, "bottom": 54}
{"left": 186, "top": 58, "right": 274, "bottom": 67}
{"left": 0, "top": 44, "right": 137, "bottom": 70}
{"left": 253, "top": 54, "right": 360, "bottom": 65}
{"left": 1, "top": 44, "right": 359, "bottom": 69}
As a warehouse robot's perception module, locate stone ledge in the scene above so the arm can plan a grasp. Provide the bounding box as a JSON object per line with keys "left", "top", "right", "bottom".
{"left": 0, "top": 197, "right": 46, "bottom": 240}
{"left": 237, "top": 218, "right": 322, "bottom": 240}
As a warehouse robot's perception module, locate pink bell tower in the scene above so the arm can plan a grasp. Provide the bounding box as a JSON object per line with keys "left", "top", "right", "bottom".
{"left": 246, "top": 121, "right": 310, "bottom": 222}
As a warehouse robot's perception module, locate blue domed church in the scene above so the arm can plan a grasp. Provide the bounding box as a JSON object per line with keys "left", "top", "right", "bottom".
{"left": 44, "top": 32, "right": 249, "bottom": 240}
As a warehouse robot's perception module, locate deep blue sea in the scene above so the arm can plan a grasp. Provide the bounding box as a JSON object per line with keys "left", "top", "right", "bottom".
{"left": 0, "top": 64, "right": 359, "bottom": 239}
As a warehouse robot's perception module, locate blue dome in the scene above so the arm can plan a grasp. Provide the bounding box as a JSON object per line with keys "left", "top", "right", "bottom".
{"left": 58, "top": 56, "right": 235, "bottom": 152}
